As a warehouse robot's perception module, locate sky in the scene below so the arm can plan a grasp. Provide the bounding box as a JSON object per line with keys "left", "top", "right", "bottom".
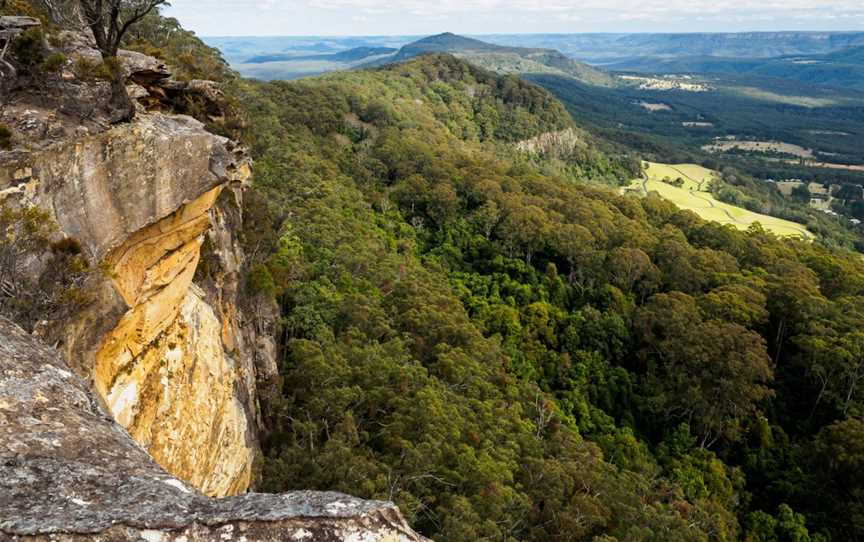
{"left": 164, "top": 0, "right": 864, "bottom": 37}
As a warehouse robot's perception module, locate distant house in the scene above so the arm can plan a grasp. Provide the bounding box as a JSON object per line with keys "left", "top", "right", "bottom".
{"left": 774, "top": 179, "right": 838, "bottom": 210}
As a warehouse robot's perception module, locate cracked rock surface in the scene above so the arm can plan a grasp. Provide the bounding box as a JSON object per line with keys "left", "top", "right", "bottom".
{"left": 0, "top": 318, "right": 426, "bottom": 541}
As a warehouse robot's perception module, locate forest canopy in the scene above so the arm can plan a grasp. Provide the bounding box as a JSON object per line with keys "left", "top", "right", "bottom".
{"left": 229, "top": 54, "right": 864, "bottom": 541}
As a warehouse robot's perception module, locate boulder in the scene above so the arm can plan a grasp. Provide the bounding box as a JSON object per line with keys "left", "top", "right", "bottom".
{"left": 119, "top": 49, "right": 171, "bottom": 83}
{"left": 0, "top": 15, "right": 41, "bottom": 31}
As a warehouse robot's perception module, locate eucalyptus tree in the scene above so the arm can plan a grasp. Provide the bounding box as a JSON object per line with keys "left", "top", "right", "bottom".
{"left": 40, "top": 0, "right": 167, "bottom": 120}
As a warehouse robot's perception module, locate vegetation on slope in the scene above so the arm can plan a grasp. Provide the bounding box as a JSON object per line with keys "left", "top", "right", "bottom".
{"left": 232, "top": 53, "right": 864, "bottom": 541}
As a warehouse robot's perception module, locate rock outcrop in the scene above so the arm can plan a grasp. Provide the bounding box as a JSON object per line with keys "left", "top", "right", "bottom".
{"left": 0, "top": 16, "right": 41, "bottom": 79}
{"left": 0, "top": 318, "right": 426, "bottom": 541}
{"left": 0, "top": 24, "right": 424, "bottom": 542}
{"left": 0, "top": 109, "right": 258, "bottom": 497}
{"left": 0, "top": 40, "right": 266, "bottom": 497}
{"left": 515, "top": 127, "right": 582, "bottom": 159}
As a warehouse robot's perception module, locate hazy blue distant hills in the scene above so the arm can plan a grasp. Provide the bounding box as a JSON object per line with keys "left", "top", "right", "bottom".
{"left": 477, "top": 32, "right": 864, "bottom": 63}
{"left": 825, "top": 45, "right": 864, "bottom": 63}
{"left": 609, "top": 44, "right": 864, "bottom": 91}
{"left": 209, "top": 32, "right": 617, "bottom": 86}
{"left": 205, "top": 32, "right": 864, "bottom": 65}
{"left": 245, "top": 47, "right": 398, "bottom": 64}
{"left": 204, "top": 35, "right": 414, "bottom": 67}
{"left": 204, "top": 31, "right": 864, "bottom": 91}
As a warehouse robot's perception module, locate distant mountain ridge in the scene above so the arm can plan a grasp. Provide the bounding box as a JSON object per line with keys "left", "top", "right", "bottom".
{"left": 369, "top": 33, "right": 617, "bottom": 87}
{"left": 392, "top": 32, "right": 538, "bottom": 59}
{"left": 245, "top": 47, "right": 397, "bottom": 64}
{"left": 476, "top": 31, "right": 864, "bottom": 63}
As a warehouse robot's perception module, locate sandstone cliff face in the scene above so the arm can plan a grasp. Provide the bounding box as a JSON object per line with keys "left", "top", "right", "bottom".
{"left": 92, "top": 181, "right": 254, "bottom": 497}
{"left": 0, "top": 318, "right": 426, "bottom": 541}
{"left": 515, "top": 127, "right": 581, "bottom": 159}
{"left": 0, "top": 50, "right": 262, "bottom": 497}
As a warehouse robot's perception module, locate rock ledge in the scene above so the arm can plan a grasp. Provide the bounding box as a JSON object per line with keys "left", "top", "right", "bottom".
{"left": 0, "top": 318, "right": 425, "bottom": 541}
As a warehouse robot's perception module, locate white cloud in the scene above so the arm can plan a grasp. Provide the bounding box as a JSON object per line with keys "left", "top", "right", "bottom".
{"left": 163, "top": 0, "right": 864, "bottom": 36}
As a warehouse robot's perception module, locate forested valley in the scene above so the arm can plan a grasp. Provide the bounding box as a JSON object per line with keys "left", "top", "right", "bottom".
{"left": 222, "top": 55, "right": 864, "bottom": 541}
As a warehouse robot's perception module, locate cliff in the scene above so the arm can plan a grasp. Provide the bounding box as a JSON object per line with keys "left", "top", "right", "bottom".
{"left": 0, "top": 28, "right": 269, "bottom": 498}
{"left": 0, "top": 22, "right": 426, "bottom": 540}
{"left": 515, "top": 127, "right": 582, "bottom": 158}
{"left": 0, "top": 318, "right": 424, "bottom": 541}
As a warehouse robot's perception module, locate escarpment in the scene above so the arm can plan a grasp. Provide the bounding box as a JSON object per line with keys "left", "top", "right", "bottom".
{"left": 0, "top": 32, "right": 264, "bottom": 498}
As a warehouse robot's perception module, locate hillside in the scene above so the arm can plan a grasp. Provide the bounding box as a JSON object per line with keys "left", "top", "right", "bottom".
{"left": 232, "top": 53, "right": 864, "bottom": 541}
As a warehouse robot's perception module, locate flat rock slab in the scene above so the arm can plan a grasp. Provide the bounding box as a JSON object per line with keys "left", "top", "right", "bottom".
{"left": 0, "top": 16, "right": 41, "bottom": 30}
{"left": 0, "top": 319, "right": 426, "bottom": 541}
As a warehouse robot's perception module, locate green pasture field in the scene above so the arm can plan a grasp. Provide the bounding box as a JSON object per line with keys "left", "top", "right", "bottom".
{"left": 628, "top": 162, "right": 813, "bottom": 239}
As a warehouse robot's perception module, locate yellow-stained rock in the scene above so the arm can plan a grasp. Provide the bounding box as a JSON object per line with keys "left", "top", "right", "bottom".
{"left": 1, "top": 105, "right": 261, "bottom": 497}
{"left": 101, "top": 286, "right": 252, "bottom": 496}
{"left": 107, "top": 186, "right": 222, "bottom": 307}
{"left": 94, "top": 187, "right": 253, "bottom": 497}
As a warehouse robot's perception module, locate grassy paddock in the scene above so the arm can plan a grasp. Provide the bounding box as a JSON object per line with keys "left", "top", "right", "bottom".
{"left": 628, "top": 161, "right": 813, "bottom": 239}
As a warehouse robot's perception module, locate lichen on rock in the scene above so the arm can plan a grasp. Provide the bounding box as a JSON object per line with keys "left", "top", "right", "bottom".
{"left": 0, "top": 318, "right": 426, "bottom": 541}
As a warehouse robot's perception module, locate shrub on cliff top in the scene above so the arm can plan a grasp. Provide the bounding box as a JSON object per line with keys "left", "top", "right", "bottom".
{"left": 0, "top": 124, "right": 12, "bottom": 150}
{"left": 10, "top": 27, "right": 46, "bottom": 72}
{"left": 73, "top": 57, "right": 113, "bottom": 81}
{"left": 0, "top": 203, "right": 94, "bottom": 331}
{"left": 41, "top": 52, "right": 66, "bottom": 73}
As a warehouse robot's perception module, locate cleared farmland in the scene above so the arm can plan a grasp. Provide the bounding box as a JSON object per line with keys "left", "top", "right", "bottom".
{"left": 626, "top": 162, "right": 813, "bottom": 239}
{"left": 702, "top": 139, "right": 815, "bottom": 159}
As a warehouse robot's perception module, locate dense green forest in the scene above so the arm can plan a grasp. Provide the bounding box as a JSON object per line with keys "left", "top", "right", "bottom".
{"left": 7, "top": 3, "right": 864, "bottom": 539}
{"left": 224, "top": 54, "right": 864, "bottom": 541}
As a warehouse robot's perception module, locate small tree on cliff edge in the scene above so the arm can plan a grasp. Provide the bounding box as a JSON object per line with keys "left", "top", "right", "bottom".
{"left": 77, "top": 0, "right": 167, "bottom": 121}
{"left": 39, "top": 0, "right": 166, "bottom": 121}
